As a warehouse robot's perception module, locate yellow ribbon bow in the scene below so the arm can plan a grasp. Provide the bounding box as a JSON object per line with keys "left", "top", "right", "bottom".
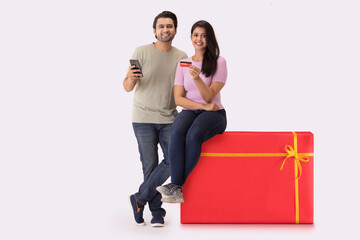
{"left": 280, "top": 145, "right": 310, "bottom": 179}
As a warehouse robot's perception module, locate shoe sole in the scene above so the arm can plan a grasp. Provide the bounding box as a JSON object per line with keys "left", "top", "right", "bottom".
{"left": 161, "top": 196, "right": 184, "bottom": 203}
{"left": 128, "top": 195, "right": 146, "bottom": 226}
{"left": 151, "top": 223, "right": 165, "bottom": 227}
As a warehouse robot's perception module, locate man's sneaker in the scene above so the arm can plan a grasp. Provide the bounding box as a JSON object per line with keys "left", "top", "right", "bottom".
{"left": 160, "top": 186, "right": 184, "bottom": 203}
{"left": 128, "top": 195, "right": 146, "bottom": 226}
{"left": 156, "top": 183, "right": 178, "bottom": 196}
{"left": 151, "top": 215, "right": 165, "bottom": 227}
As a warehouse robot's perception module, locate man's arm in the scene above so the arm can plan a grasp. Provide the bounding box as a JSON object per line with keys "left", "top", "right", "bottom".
{"left": 123, "top": 65, "right": 142, "bottom": 92}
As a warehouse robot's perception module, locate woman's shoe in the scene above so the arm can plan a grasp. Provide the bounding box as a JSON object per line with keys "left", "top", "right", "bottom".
{"left": 160, "top": 186, "right": 184, "bottom": 203}
{"left": 156, "top": 183, "right": 178, "bottom": 195}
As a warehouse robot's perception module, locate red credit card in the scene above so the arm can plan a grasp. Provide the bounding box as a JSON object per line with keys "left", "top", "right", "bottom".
{"left": 180, "top": 61, "right": 192, "bottom": 67}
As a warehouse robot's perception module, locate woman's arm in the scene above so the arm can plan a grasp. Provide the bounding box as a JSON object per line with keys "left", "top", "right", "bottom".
{"left": 189, "top": 57, "right": 227, "bottom": 103}
{"left": 174, "top": 85, "right": 219, "bottom": 111}
{"left": 192, "top": 75, "right": 225, "bottom": 103}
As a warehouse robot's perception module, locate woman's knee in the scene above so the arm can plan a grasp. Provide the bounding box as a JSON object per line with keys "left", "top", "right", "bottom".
{"left": 185, "top": 128, "right": 203, "bottom": 145}
{"left": 171, "top": 118, "right": 192, "bottom": 139}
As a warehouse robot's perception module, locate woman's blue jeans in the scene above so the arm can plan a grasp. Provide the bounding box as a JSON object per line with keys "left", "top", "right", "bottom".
{"left": 169, "top": 109, "right": 227, "bottom": 186}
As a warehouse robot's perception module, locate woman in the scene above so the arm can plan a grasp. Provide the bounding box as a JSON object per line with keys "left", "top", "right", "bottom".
{"left": 156, "top": 20, "right": 227, "bottom": 203}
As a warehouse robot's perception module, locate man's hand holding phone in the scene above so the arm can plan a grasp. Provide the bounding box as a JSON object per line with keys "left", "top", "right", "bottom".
{"left": 124, "top": 59, "right": 143, "bottom": 92}
{"left": 127, "top": 65, "right": 142, "bottom": 81}
{"left": 124, "top": 64, "right": 142, "bottom": 92}
{"left": 126, "top": 60, "right": 142, "bottom": 84}
{"left": 129, "top": 59, "right": 143, "bottom": 78}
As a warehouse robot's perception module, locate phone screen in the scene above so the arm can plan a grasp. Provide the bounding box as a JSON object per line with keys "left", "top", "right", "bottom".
{"left": 129, "top": 59, "right": 143, "bottom": 76}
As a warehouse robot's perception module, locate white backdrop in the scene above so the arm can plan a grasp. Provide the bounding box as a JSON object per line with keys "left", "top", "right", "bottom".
{"left": 0, "top": 0, "right": 359, "bottom": 239}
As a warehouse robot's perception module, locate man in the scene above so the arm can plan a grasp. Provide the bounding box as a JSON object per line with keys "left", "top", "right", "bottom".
{"left": 123, "top": 11, "right": 187, "bottom": 227}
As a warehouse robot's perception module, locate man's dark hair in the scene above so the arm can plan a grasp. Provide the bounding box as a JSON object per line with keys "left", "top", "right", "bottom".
{"left": 153, "top": 11, "right": 178, "bottom": 29}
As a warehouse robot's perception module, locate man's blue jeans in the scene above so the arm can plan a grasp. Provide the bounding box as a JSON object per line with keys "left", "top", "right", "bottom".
{"left": 132, "top": 123, "right": 172, "bottom": 217}
{"left": 169, "top": 109, "right": 227, "bottom": 186}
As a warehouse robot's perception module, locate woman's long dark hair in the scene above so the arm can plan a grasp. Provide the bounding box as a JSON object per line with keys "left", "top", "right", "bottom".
{"left": 191, "top": 20, "right": 220, "bottom": 77}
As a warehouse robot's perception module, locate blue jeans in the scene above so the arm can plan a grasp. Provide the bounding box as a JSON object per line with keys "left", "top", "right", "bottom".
{"left": 169, "top": 109, "right": 227, "bottom": 186}
{"left": 132, "top": 123, "right": 172, "bottom": 216}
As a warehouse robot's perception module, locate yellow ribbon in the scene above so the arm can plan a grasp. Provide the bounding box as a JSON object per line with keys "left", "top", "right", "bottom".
{"left": 280, "top": 132, "right": 311, "bottom": 180}
{"left": 200, "top": 131, "right": 314, "bottom": 224}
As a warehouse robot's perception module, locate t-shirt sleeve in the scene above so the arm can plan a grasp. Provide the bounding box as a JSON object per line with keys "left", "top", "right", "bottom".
{"left": 174, "top": 62, "right": 184, "bottom": 86}
{"left": 212, "top": 57, "right": 227, "bottom": 84}
{"left": 130, "top": 47, "right": 143, "bottom": 68}
{"left": 182, "top": 52, "right": 188, "bottom": 60}
{"left": 131, "top": 47, "right": 140, "bottom": 60}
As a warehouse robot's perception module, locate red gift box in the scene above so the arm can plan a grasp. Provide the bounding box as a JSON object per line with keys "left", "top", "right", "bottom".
{"left": 181, "top": 131, "right": 314, "bottom": 224}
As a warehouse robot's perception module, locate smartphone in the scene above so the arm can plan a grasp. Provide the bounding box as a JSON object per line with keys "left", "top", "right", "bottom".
{"left": 129, "top": 59, "right": 143, "bottom": 76}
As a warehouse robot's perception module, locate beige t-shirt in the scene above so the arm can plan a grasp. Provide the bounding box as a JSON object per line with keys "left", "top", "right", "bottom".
{"left": 131, "top": 43, "right": 187, "bottom": 123}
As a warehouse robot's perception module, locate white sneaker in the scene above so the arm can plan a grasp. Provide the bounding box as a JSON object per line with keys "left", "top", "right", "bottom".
{"left": 156, "top": 183, "right": 177, "bottom": 195}
{"left": 160, "top": 186, "right": 184, "bottom": 203}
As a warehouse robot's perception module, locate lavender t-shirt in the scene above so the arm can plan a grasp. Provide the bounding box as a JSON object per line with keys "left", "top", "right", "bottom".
{"left": 174, "top": 56, "right": 227, "bottom": 109}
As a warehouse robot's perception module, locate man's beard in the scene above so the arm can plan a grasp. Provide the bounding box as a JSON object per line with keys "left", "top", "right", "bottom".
{"left": 157, "top": 33, "right": 174, "bottom": 42}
